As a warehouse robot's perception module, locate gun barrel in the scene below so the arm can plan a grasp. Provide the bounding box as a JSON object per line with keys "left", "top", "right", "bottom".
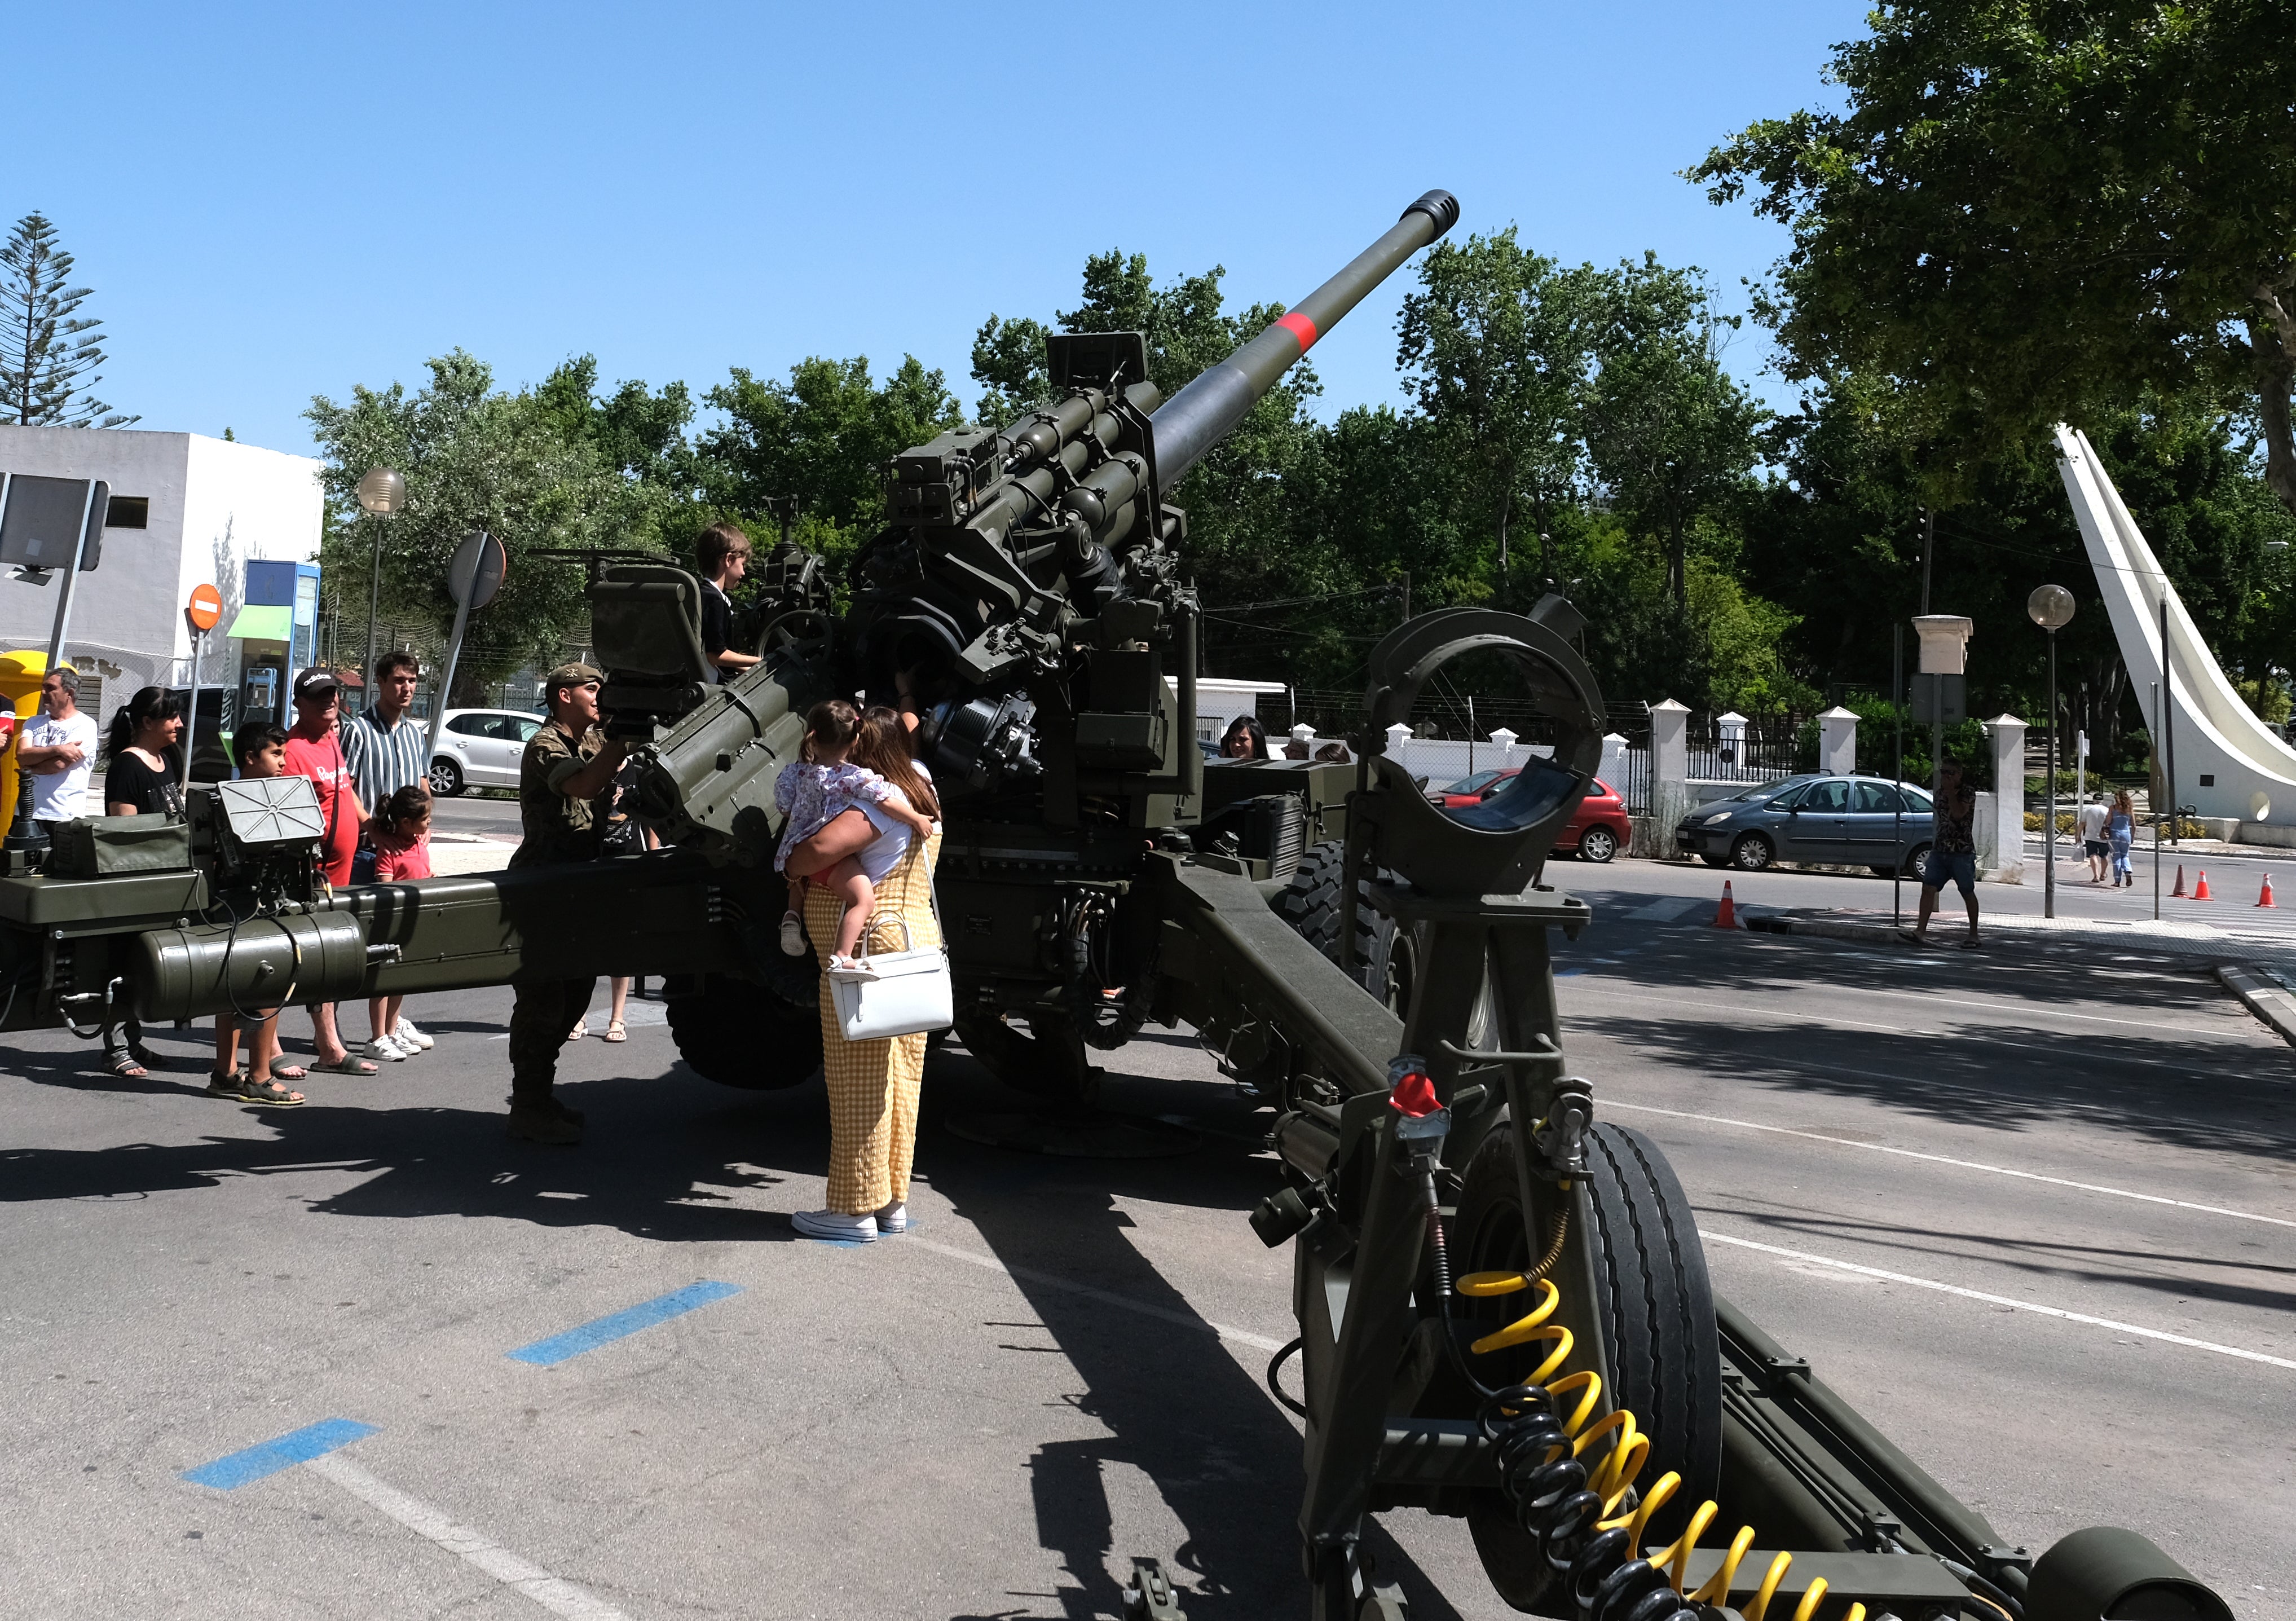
{"left": 1150, "top": 189, "right": 1458, "bottom": 491}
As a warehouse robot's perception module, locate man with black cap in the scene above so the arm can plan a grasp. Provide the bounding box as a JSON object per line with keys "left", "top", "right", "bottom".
{"left": 283, "top": 668, "right": 379, "bottom": 1075}
{"left": 503, "top": 662, "right": 629, "bottom": 1144}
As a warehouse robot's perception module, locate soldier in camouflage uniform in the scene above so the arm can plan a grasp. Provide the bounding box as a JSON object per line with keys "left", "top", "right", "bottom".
{"left": 505, "top": 663, "right": 629, "bottom": 1144}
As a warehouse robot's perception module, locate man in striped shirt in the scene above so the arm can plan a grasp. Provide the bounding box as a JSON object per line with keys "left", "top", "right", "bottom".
{"left": 341, "top": 648, "right": 437, "bottom": 1058}
{"left": 342, "top": 650, "right": 429, "bottom": 809}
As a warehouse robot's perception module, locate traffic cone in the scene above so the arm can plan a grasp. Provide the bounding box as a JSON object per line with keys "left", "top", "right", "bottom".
{"left": 2171, "top": 864, "right": 2187, "bottom": 897}
{"left": 2259, "top": 875, "right": 2276, "bottom": 908}
{"left": 1712, "top": 880, "right": 1738, "bottom": 929}
{"left": 2193, "top": 869, "right": 2213, "bottom": 900}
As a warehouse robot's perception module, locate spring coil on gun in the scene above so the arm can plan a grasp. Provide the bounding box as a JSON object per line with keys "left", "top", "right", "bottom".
{"left": 1458, "top": 1271, "right": 1867, "bottom": 1621}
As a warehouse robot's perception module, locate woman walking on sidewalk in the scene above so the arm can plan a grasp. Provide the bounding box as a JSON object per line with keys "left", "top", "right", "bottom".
{"left": 2109, "top": 790, "right": 2137, "bottom": 887}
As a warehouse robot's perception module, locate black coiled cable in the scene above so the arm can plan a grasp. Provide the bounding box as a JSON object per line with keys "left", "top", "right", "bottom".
{"left": 1480, "top": 1382, "right": 1702, "bottom": 1621}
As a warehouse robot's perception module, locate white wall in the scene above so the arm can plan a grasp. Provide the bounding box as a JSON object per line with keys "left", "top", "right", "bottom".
{"left": 0, "top": 426, "right": 321, "bottom": 671}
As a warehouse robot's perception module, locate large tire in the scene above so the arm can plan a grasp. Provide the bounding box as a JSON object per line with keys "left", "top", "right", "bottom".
{"left": 665, "top": 974, "right": 822, "bottom": 1089}
{"left": 1272, "top": 842, "right": 1407, "bottom": 1011}
{"left": 1731, "top": 832, "right": 1774, "bottom": 871}
{"left": 429, "top": 756, "right": 465, "bottom": 797}
{"left": 952, "top": 1006, "right": 1100, "bottom": 1109}
{"left": 1578, "top": 825, "right": 1619, "bottom": 864}
{"left": 1456, "top": 1122, "right": 1721, "bottom": 1609}
{"left": 1581, "top": 1123, "right": 1724, "bottom": 1532}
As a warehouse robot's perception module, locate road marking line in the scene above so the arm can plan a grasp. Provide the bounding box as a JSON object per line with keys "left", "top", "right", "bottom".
{"left": 1605, "top": 1100, "right": 2296, "bottom": 1230}
{"left": 1561, "top": 984, "right": 1907, "bottom": 1035}
{"left": 1702, "top": 1231, "right": 2296, "bottom": 1371}
{"left": 1623, "top": 896, "right": 1702, "bottom": 923}
{"left": 183, "top": 1417, "right": 376, "bottom": 1489}
{"left": 305, "top": 1452, "right": 632, "bottom": 1620}
{"left": 1779, "top": 976, "right": 2236, "bottom": 1037}
{"left": 506, "top": 1280, "right": 742, "bottom": 1367}
{"left": 1558, "top": 983, "right": 2276, "bottom": 1078}
{"left": 909, "top": 1236, "right": 1287, "bottom": 1353}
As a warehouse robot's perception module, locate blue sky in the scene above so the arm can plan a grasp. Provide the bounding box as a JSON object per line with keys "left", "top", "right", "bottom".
{"left": 10, "top": 1, "right": 1862, "bottom": 456}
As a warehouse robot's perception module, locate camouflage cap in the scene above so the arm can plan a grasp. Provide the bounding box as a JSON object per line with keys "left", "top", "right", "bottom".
{"left": 543, "top": 661, "right": 604, "bottom": 691}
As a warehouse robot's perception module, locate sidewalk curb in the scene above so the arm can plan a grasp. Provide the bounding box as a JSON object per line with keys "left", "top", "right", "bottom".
{"left": 2215, "top": 964, "right": 2296, "bottom": 1048}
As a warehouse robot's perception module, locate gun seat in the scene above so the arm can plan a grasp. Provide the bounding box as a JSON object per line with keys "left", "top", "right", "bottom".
{"left": 589, "top": 565, "right": 714, "bottom": 684}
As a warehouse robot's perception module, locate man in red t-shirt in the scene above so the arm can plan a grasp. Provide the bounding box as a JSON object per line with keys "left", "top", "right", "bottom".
{"left": 283, "top": 669, "right": 377, "bottom": 1075}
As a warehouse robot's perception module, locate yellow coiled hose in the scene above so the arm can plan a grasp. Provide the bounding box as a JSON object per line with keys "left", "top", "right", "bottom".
{"left": 1455, "top": 1267, "right": 1865, "bottom": 1621}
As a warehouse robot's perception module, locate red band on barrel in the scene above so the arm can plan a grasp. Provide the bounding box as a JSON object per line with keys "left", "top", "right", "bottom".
{"left": 1275, "top": 311, "right": 1319, "bottom": 353}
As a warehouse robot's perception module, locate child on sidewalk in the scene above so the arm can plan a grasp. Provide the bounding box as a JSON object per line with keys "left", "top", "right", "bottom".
{"left": 773, "top": 698, "right": 935, "bottom": 979}
{"left": 208, "top": 726, "right": 305, "bottom": 1106}
{"left": 364, "top": 783, "right": 435, "bottom": 1061}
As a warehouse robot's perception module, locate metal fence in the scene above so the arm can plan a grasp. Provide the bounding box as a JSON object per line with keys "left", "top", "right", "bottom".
{"left": 1685, "top": 712, "right": 1808, "bottom": 783}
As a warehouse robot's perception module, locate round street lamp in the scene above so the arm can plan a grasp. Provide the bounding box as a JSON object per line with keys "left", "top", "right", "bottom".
{"left": 355, "top": 468, "right": 406, "bottom": 686}
{"left": 2028, "top": 585, "right": 2077, "bottom": 917}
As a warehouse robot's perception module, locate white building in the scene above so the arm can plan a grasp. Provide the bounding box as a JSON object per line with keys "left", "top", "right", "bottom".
{"left": 0, "top": 425, "right": 324, "bottom": 708}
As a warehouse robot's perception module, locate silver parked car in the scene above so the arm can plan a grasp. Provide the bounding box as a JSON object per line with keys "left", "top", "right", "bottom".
{"left": 1674, "top": 773, "right": 1936, "bottom": 875}
{"left": 428, "top": 708, "right": 546, "bottom": 795}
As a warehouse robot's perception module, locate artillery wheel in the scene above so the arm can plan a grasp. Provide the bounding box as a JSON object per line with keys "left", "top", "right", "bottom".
{"left": 664, "top": 973, "right": 822, "bottom": 1090}
{"left": 951, "top": 1006, "right": 1101, "bottom": 1109}
{"left": 1455, "top": 1121, "right": 1722, "bottom": 1610}
{"left": 1272, "top": 841, "right": 1408, "bottom": 1010}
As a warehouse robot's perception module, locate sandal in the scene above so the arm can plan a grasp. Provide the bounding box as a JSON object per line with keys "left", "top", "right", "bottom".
{"left": 304, "top": 1052, "right": 379, "bottom": 1076}
{"left": 568, "top": 1017, "right": 588, "bottom": 1041}
{"left": 603, "top": 1018, "right": 627, "bottom": 1043}
{"left": 206, "top": 1068, "right": 242, "bottom": 1097}
{"left": 235, "top": 1074, "right": 306, "bottom": 1107}
{"left": 107, "top": 1054, "right": 148, "bottom": 1080}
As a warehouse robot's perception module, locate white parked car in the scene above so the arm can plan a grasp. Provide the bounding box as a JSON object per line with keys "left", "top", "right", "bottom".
{"left": 428, "top": 708, "right": 545, "bottom": 795}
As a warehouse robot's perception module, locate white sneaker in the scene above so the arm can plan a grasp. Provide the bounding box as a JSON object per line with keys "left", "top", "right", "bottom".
{"left": 394, "top": 1017, "right": 433, "bottom": 1051}
{"left": 779, "top": 910, "right": 807, "bottom": 956}
{"left": 791, "top": 1208, "right": 877, "bottom": 1243}
{"left": 875, "top": 1200, "right": 909, "bottom": 1235}
{"left": 364, "top": 1036, "right": 408, "bottom": 1063}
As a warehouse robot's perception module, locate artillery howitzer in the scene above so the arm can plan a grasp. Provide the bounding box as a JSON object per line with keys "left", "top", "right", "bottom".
{"left": 0, "top": 194, "right": 2231, "bottom": 1620}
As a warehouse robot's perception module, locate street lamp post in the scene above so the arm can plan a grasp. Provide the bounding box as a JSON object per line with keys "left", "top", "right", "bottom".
{"left": 2028, "top": 584, "right": 2076, "bottom": 918}
{"left": 355, "top": 468, "right": 407, "bottom": 683}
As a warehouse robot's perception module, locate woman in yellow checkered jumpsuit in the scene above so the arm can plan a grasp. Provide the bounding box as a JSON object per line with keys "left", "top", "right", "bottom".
{"left": 785, "top": 706, "right": 942, "bottom": 1242}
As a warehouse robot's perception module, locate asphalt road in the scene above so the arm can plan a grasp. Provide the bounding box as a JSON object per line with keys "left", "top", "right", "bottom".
{"left": 1, "top": 853, "right": 2288, "bottom": 1617}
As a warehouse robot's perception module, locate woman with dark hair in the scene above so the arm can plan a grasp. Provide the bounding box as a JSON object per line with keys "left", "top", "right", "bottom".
{"left": 782, "top": 703, "right": 943, "bottom": 1243}
{"left": 103, "top": 686, "right": 185, "bottom": 819}
{"left": 92, "top": 686, "right": 184, "bottom": 1078}
{"left": 1219, "top": 714, "right": 1270, "bottom": 760}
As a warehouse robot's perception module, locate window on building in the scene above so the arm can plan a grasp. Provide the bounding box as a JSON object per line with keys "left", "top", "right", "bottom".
{"left": 103, "top": 497, "right": 149, "bottom": 530}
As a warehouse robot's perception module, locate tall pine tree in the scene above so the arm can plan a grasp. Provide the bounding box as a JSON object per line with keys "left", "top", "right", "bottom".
{"left": 0, "top": 213, "right": 135, "bottom": 428}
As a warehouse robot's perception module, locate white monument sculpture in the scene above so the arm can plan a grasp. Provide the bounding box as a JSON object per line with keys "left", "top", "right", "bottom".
{"left": 2056, "top": 425, "right": 2296, "bottom": 824}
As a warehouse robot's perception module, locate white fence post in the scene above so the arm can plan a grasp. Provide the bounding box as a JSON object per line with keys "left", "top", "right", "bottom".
{"left": 1817, "top": 706, "right": 1858, "bottom": 775}
{"left": 1985, "top": 715, "right": 2027, "bottom": 883}
{"left": 1489, "top": 727, "right": 1518, "bottom": 766}
{"left": 1647, "top": 699, "right": 1691, "bottom": 858}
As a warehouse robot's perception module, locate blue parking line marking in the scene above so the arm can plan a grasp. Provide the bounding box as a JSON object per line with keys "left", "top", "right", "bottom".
{"left": 506, "top": 1280, "right": 742, "bottom": 1367}
{"left": 183, "top": 1418, "right": 376, "bottom": 1490}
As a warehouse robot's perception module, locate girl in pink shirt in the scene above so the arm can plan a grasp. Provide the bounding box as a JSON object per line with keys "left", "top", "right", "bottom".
{"left": 365, "top": 785, "right": 435, "bottom": 1061}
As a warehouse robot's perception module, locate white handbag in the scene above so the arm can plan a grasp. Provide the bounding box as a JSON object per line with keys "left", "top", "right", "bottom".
{"left": 831, "top": 854, "right": 953, "bottom": 1041}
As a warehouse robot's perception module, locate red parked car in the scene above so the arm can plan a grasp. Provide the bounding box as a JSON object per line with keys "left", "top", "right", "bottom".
{"left": 1427, "top": 769, "right": 1630, "bottom": 862}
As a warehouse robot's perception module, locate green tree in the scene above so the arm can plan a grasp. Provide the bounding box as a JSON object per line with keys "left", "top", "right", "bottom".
{"left": 533, "top": 355, "right": 707, "bottom": 553}
{"left": 307, "top": 350, "right": 632, "bottom": 700}
{"left": 1394, "top": 228, "right": 1600, "bottom": 596}
{"left": 1581, "top": 256, "right": 1766, "bottom": 609}
{"left": 0, "top": 213, "right": 135, "bottom": 428}
{"left": 1744, "top": 378, "right": 2296, "bottom": 757}
{"left": 1691, "top": 1, "right": 2296, "bottom": 510}
{"left": 698, "top": 355, "right": 964, "bottom": 579}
